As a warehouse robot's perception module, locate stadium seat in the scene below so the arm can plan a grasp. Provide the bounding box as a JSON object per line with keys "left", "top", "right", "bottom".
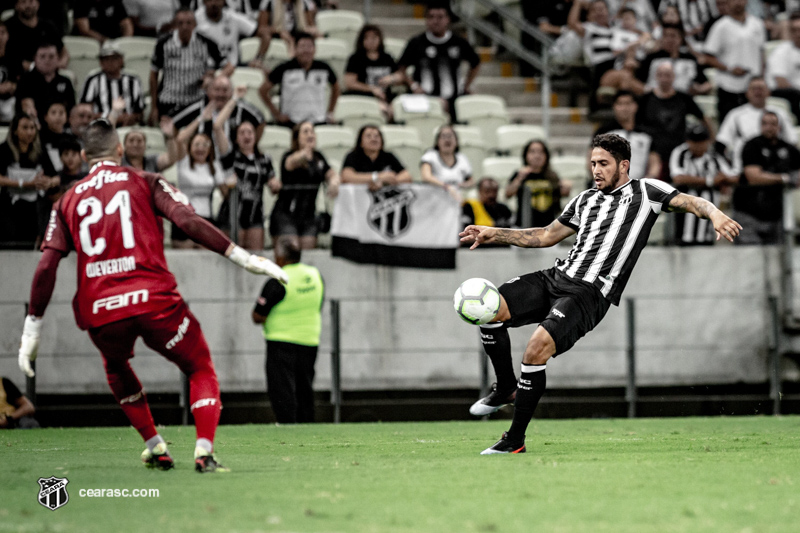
{"left": 495, "top": 124, "right": 546, "bottom": 156}
{"left": 316, "top": 10, "right": 365, "bottom": 54}
{"left": 0, "top": 125, "right": 8, "bottom": 142}
{"left": 392, "top": 94, "right": 448, "bottom": 148}
{"left": 111, "top": 36, "right": 156, "bottom": 60}
{"left": 124, "top": 58, "right": 153, "bottom": 94}
{"left": 693, "top": 94, "right": 718, "bottom": 128}
{"left": 481, "top": 156, "right": 519, "bottom": 191}
{"left": 63, "top": 36, "right": 101, "bottom": 91}
{"left": 764, "top": 40, "right": 785, "bottom": 60}
{"left": 380, "top": 124, "right": 423, "bottom": 180}
{"left": 258, "top": 126, "right": 291, "bottom": 170}
{"left": 0, "top": 9, "right": 13, "bottom": 21}
{"left": 58, "top": 69, "right": 78, "bottom": 89}
{"left": 265, "top": 39, "right": 290, "bottom": 71}
{"left": 334, "top": 95, "right": 385, "bottom": 130}
{"left": 314, "top": 124, "right": 356, "bottom": 163}
{"left": 314, "top": 38, "right": 349, "bottom": 82}
{"left": 384, "top": 37, "right": 406, "bottom": 61}
{"left": 161, "top": 163, "right": 177, "bottom": 185}
{"left": 454, "top": 94, "right": 510, "bottom": 150}
{"left": 238, "top": 36, "right": 260, "bottom": 65}
{"left": 703, "top": 68, "right": 716, "bottom": 94}
{"left": 230, "top": 67, "right": 264, "bottom": 88}
{"left": 450, "top": 125, "right": 486, "bottom": 175}
{"left": 550, "top": 154, "right": 589, "bottom": 200}
{"left": 767, "top": 96, "right": 796, "bottom": 125}
{"left": 117, "top": 126, "right": 166, "bottom": 156}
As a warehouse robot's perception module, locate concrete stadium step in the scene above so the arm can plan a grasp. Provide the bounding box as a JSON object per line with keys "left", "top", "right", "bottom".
{"left": 339, "top": 0, "right": 421, "bottom": 18}
{"left": 549, "top": 136, "right": 591, "bottom": 157}
{"left": 507, "top": 106, "right": 592, "bottom": 127}
{"left": 370, "top": 17, "right": 425, "bottom": 39}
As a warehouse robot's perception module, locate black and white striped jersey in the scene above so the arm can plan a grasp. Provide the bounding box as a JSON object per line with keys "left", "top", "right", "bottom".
{"left": 556, "top": 178, "right": 679, "bottom": 305}
{"left": 80, "top": 72, "right": 145, "bottom": 117}
{"left": 151, "top": 31, "right": 226, "bottom": 107}
{"left": 582, "top": 22, "right": 615, "bottom": 67}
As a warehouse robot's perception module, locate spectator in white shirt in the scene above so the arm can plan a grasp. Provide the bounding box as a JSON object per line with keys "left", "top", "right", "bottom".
{"left": 702, "top": 0, "right": 766, "bottom": 122}
{"left": 420, "top": 125, "right": 473, "bottom": 203}
{"left": 717, "top": 76, "right": 797, "bottom": 172}
{"left": 767, "top": 11, "right": 800, "bottom": 123}
{"left": 196, "top": 0, "right": 270, "bottom": 68}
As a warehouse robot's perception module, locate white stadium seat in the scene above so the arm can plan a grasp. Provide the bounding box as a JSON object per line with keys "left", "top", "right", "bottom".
{"left": 334, "top": 95, "right": 385, "bottom": 130}
{"left": 238, "top": 36, "right": 261, "bottom": 65}
{"left": 314, "top": 38, "right": 349, "bottom": 82}
{"left": 384, "top": 37, "right": 406, "bottom": 61}
{"left": 257, "top": 126, "right": 291, "bottom": 175}
{"left": 496, "top": 124, "right": 546, "bottom": 156}
{"left": 314, "top": 124, "right": 356, "bottom": 164}
{"left": 481, "top": 156, "right": 519, "bottom": 190}
{"left": 111, "top": 36, "right": 156, "bottom": 60}
{"left": 316, "top": 10, "right": 365, "bottom": 54}
{"left": 392, "top": 94, "right": 448, "bottom": 148}
{"left": 63, "top": 36, "right": 101, "bottom": 91}
{"left": 450, "top": 125, "right": 486, "bottom": 176}
{"left": 454, "top": 94, "right": 510, "bottom": 150}
{"left": 380, "top": 124, "right": 422, "bottom": 180}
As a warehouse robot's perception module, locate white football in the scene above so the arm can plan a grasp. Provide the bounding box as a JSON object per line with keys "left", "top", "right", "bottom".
{"left": 453, "top": 278, "right": 501, "bottom": 325}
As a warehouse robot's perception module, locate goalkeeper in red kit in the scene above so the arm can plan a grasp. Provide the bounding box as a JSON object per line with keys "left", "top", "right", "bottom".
{"left": 17, "top": 119, "right": 288, "bottom": 473}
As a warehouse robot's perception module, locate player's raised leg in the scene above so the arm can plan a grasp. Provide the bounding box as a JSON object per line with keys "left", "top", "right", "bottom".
{"left": 88, "top": 320, "right": 174, "bottom": 470}
{"left": 470, "top": 295, "right": 518, "bottom": 416}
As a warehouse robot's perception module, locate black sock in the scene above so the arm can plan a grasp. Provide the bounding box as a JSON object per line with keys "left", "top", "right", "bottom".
{"left": 506, "top": 364, "right": 547, "bottom": 442}
{"left": 479, "top": 323, "right": 517, "bottom": 391}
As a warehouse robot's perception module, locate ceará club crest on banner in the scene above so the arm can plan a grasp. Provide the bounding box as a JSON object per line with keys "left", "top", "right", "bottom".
{"left": 367, "top": 187, "right": 416, "bottom": 239}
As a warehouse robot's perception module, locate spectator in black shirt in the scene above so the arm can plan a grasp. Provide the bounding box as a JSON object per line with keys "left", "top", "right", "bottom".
{"left": 636, "top": 23, "right": 710, "bottom": 95}
{"left": 0, "top": 112, "right": 56, "bottom": 249}
{"left": 15, "top": 42, "right": 75, "bottom": 127}
{"left": 734, "top": 111, "right": 800, "bottom": 244}
{"left": 0, "top": 376, "right": 38, "bottom": 429}
{"left": 55, "top": 136, "right": 87, "bottom": 197}
{"left": 271, "top": 121, "right": 339, "bottom": 262}
{"left": 5, "top": 0, "right": 68, "bottom": 73}
{"left": 220, "top": 121, "right": 277, "bottom": 250}
{"left": 259, "top": 32, "right": 339, "bottom": 127}
{"left": 462, "top": 177, "right": 513, "bottom": 242}
{"left": 505, "top": 140, "right": 570, "bottom": 228}
{"left": 39, "top": 101, "right": 69, "bottom": 171}
{"left": 341, "top": 124, "right": 412, "bottom": 189}
{"left": 344, "top": 24, "right": 404, "bottom": 122}
{"left": 0, "top": 21, "right": 19, "bottom": 124}
{"left": 74, "top": 0, "right": 134, "bottom": 43}
{"left": 396, "top": 4, "right": 480, "bottom": 120}
{"left": 635, "top": 62, "right": 709, "bottom": 177}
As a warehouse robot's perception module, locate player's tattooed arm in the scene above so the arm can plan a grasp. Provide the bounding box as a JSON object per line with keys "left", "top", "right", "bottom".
{"left": 460, "top": 221, "right": 575, "bottom": 249}
{"left": 668, "top": 192, "right": 743, "bottom": 242}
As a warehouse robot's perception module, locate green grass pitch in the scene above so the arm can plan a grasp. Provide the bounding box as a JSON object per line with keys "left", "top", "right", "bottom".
{"left": 2, "top": 417, "right": 799, "bottom": 533}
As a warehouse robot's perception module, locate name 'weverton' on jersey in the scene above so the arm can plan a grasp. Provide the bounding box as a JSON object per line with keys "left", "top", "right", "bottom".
{"left": 555, "top": 178, "right": 678, "bottom": 305}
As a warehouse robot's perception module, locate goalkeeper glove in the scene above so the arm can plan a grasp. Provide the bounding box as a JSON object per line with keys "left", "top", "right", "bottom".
{"left": 19, "top": 315, "right": 42, "bottom": 378}
{"left": 227, "top": 245, "right": 289, "bottom": 284}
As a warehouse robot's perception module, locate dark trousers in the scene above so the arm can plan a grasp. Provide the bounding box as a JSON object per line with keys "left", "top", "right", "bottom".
{"left": 266, "top": 340, "right": 318, "bottom": 424}
{"left": 717, "top": 88, "right": 747, "bottom": 124}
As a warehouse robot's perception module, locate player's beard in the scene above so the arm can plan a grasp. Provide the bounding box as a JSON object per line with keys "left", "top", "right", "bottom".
{"left": 599, "top": 166, "right": 621, "bottom": 194}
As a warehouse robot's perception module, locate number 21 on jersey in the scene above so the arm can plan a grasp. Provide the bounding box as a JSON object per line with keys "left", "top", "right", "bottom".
{"left": 77, "top": 190, "right": 135, "bottom": 256}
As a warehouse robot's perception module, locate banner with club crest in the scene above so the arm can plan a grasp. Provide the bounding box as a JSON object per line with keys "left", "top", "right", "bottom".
{"left": 331, "top": 184, "right": 461, "bottom": 269}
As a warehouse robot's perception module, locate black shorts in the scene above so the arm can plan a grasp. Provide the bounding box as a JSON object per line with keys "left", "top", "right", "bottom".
{"left": 238, "top": 200, "right": 264, "bottom": 230}
{"left": 269, "top": 209, "right": 317, "bottom": 238}
{"left": 498, "top": 267, "right": 611, "bottom": 356}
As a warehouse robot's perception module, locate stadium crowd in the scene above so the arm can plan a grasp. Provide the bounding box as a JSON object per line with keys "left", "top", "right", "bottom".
{"left": 1, "top": 0, "right": 800, "bottom": 251}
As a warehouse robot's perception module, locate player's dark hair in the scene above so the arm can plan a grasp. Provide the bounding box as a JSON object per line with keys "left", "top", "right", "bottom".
{"left": 280, "top": 237, "right": 302, "bottom": 263}
{"left": 433, "top": 125, "right": 459, "bottom": 153}
{"left": 355, "top": 124, "right": 384, "bottom": 151}
{"left": 355, "top": 24, "right": 385, "bottom": 55}
{"left": 592, "top": 133, "right": 631, "bottom": 165}
{"left": 36, "top": 40, "right": 58, "bottom": 53}
{"left": 83, "top": 119, "right": 120, "bottom": 161}
{"left": 294, "top": 32, "right": 315, "bottom": 46}
{"left": 290, "top": 121, "right": 314, "bottom": 152}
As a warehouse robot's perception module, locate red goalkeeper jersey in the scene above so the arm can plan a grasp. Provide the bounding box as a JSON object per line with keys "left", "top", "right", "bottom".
{"left": 42, "top": 161, "right": 192, "bottom": 330}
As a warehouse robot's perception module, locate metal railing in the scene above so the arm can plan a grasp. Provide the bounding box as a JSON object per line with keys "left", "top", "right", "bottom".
{"left": 452, "top": 0, "right": 554, "bottom": 136}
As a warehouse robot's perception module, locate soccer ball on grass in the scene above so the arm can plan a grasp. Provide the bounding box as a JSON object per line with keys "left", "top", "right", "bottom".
{"left": 453, "top": 278, "right": 501, "bottom": 325}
